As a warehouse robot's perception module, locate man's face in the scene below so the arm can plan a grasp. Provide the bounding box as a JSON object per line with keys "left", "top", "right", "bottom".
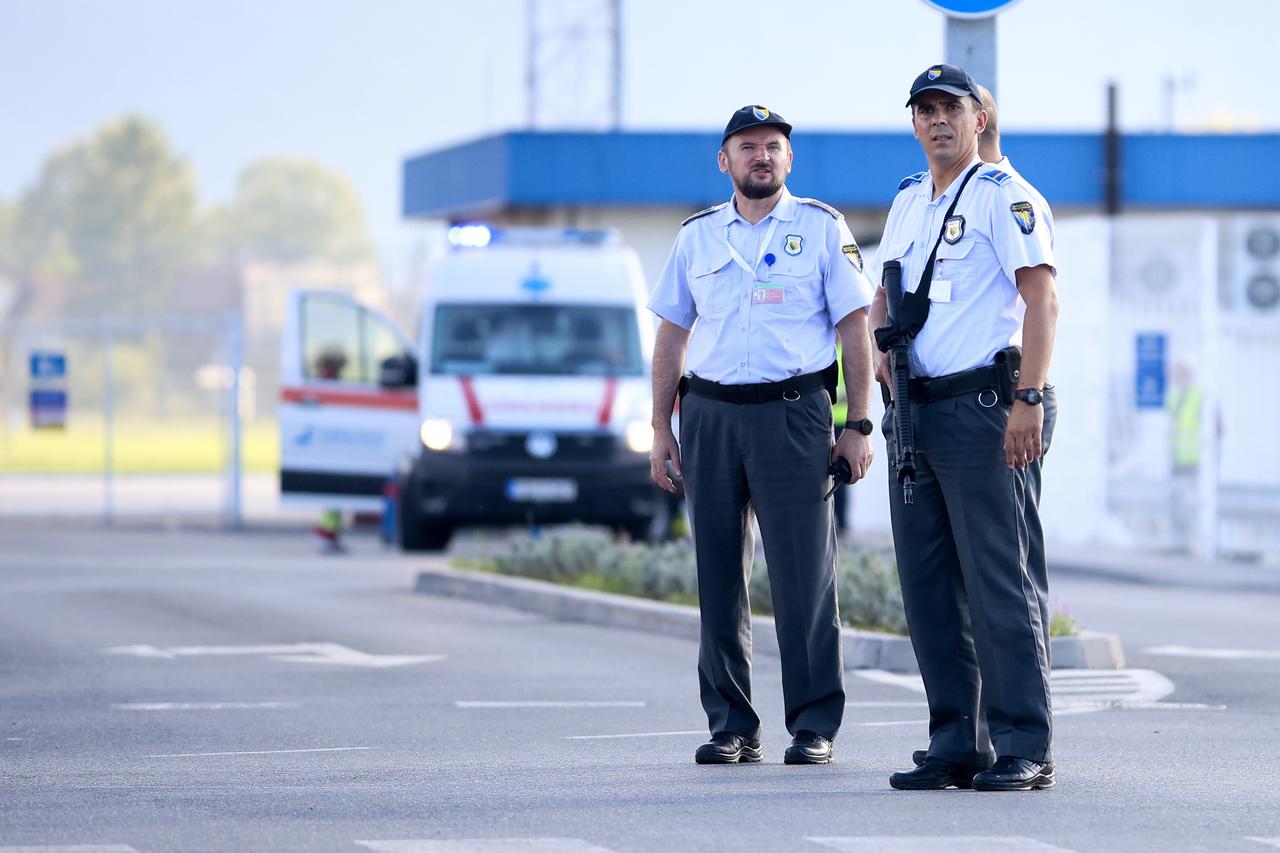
{"left": 718, "top": 127, "right": 792, "bottom": 200}
{"left": 911, "top": 91, "right": 986, "bottom": 165}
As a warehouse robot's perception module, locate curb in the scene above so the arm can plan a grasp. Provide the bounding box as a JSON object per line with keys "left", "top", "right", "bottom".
{"left": 413, "top": 564, "right": 1125, "bottom": 673}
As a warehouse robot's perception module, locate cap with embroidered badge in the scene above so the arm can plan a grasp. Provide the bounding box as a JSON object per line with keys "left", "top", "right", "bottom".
{"left": 722, "top": 105, "right": 792, "bottom": 145}
{"left": 905, "top": 64, "right": 982, "bottom": 107}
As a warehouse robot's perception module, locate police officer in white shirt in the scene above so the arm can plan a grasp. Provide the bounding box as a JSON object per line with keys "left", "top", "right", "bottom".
{"left": 648, "top": 105, "right": 875, "bottom": 766}
{"left": 870, "top": 66, "right": 1060, "bottom": 792}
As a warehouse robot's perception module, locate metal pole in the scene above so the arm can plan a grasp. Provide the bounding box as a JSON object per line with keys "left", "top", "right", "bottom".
{"left": 101, "top": 317, "right": 114, "bottom": 525}
{"left": 945, "top": 16, "right": 997, "bottom": 97}
{"left": 1104, "top": 82, "right": 1121, "bottom": 216}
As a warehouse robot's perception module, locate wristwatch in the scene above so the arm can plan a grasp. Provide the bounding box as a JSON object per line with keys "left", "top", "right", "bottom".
{"left": 845, "top": 417, "right": 875, "bottom": 435}
{"left": 1014, "top": 388, "right": 1044, "bottom": 405}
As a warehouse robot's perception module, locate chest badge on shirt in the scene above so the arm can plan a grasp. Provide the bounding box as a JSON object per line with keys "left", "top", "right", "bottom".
{"left": 1010, "top": 201, "right": 1036, "bottom": 234}
{"left": 943, "top": 215, "right": 965, "bottom": 245}
{"left": 841, "top": 243, "right": 863, "bottom": 272}
{"left": 784, "top": 235, "right": 804, "bottom": 255}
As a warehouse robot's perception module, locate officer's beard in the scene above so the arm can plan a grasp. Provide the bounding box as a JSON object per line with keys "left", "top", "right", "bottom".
{"left": 736, "top": 169, "right": 784, "bottom": 200}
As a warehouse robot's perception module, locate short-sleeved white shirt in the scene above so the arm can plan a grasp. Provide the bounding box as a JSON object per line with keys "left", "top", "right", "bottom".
{"left": 873, "top": 155, "right": 1056, "bottom": 378}
{"left": 647, "top": 187, "right": 874, "bottom": 384}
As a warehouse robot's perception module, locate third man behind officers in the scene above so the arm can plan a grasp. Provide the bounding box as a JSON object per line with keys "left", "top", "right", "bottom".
{"left": 648, "top": 105, "right": 875, "bottom": 767}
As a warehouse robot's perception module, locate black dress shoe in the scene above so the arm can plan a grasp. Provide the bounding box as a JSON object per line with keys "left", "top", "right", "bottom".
{"left": 694, "top": 732, "right": 762, "bottom": 764}
{"left": 972, "top": 756, "right": 1055, "bottom": 791}
{"left": 889, "top": 757, "right": 979, "bottom": 790}
{"left": 783, "top": 731, "right": 832, "bottom": 765}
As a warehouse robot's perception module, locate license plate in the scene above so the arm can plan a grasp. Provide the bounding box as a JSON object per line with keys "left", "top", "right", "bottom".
{"left": 505, "top": 478, "right": 578, "bottom": 503}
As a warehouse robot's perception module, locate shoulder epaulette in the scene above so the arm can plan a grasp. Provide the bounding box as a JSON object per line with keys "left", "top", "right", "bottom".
{"left": 979, "top": 168, "right": 1013, "bottom": 186}
{"left": 681, "top": 202, "right": 727, "bottom": 227}
{"left": 797, "top": 197, "right": 842, "bottom": 219}
{"left": 898, "top": 171, "right": 927, "bottom": 190}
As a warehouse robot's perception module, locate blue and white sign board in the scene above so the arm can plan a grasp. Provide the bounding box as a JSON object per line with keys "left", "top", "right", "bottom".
{"left": 29, "top": 350, "right": 68, "bottom": 429}
{"left": 921, "top": 0, "right": 1021, "bottom": 17}
{"left": 1135, "top": 333, "right": 1167, "bottom": 410}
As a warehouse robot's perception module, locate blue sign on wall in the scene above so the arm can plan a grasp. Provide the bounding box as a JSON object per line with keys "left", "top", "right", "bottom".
{"left": 920, "top": 0, "right": 1022, "bottom": 18}
{"left": 1135, "top": 333, "right": 1167, "bottom": 409}
{"left": 29, "top": 349, "right": 68, "bottom": 429}
{"left": 29, "top": 351, "right": 67, "bottom": 381}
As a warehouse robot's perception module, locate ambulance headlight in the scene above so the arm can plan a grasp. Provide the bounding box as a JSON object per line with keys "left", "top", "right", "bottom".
{"left": 420, "top": 419, "right": 456, "bottom": 451}
{"left": 625, "top": 421, "right": 654, "bottom": 454}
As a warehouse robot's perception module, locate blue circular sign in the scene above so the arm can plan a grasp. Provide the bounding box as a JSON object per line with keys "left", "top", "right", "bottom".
{"left": 920, "top": 0, "right": 1021, "bottom": 18}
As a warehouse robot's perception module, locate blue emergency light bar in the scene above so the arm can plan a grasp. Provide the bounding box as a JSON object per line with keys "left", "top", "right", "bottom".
{"left": 447, "top": 225, "right": 618, "bottom": 249}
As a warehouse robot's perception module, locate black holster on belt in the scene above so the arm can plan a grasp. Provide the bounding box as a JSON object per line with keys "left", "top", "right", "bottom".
{"left": 993, "top": 345, "right": 1022, "bottom": 406}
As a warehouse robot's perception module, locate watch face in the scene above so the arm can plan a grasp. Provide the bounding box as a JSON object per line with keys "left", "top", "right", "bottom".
{"left": 1020, "top": 389, "right": 1042, "bottom": 404}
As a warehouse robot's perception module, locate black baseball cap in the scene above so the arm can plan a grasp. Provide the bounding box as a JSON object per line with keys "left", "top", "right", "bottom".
{"left": 722, "top": 105, "right": 792, "bottom": 145}
{"left": 905, "top": 64, "right": 982, "bottom": 107}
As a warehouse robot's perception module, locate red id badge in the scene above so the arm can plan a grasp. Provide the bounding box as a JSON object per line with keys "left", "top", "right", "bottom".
{"left": 752, "top": 284, "right": 784, "bottom": 305}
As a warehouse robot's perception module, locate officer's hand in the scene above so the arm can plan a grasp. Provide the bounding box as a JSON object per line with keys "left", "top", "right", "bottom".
{"left": 1004, "top": 402, "right": 1044, "bottom": 469}
{"left": 650, "top": 427, "right": 683, "bottom": 494}
{"left": 874, "top": 351, "right": 892, "bottom": 390}
{"left": 832, "top": 430, "right": 874, "bottom": 484}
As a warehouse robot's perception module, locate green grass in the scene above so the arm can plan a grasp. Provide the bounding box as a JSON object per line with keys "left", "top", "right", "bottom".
{"left": 0, "top": 419, "right": 279, "bottom": 474}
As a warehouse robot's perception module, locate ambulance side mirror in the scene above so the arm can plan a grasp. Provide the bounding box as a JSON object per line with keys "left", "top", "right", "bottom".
{"left": 378, "top": 352, "right": 418, "bottom": 389}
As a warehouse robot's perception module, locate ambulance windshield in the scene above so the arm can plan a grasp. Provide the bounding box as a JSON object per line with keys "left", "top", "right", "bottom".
{"left": 431, "top": 304, "right": 643, "bottom": 376}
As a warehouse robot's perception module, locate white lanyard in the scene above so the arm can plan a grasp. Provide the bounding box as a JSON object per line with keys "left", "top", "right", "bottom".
{"left": 725, "top": 218, "right": 779, "bottom": 279}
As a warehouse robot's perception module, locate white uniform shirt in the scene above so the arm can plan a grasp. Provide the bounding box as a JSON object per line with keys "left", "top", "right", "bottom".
{"left": 994, "top": 156, "right": 1055, "bottom": 241}
{"left": 873, "top": 155, "right": 1056, "bottom": 378}
{"left": 648, "top": 187, "right": 874, "bottom": 384}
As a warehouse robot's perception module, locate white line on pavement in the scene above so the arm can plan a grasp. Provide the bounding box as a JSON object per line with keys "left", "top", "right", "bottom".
{"left": 807, "top": 837, "right": 1077, "bottom": 852}
{"left": 113, "top": 702, "right": 300, "bottom": 711}
{"left": 355, "top": 840, "right": 619, "bottom": 852}
{"left": 849, "top": 720, "right": 930, "bottom": 728}
{"left": 1058, "top": 701, "right": 1226, "bottom": 711}
{"left": 1245, "top": 839, "right": 1280, "bottom": 849}
{"left": 455, "top": 701, "right": 645, "bottom": 708}
{"left": 844, "top": 701, "right": 928, "bottom": 708}
{"left": 0, "top": 847, "right": 141, "bottom": 852}
{"left": 1146, "top": 645, "right": 1280, "bottom": 661}
{"left": 564, "top": 730, "right": 705, "bottom": 740}
{"left": 147, "top": 746, "right": 377, "bottom": 758}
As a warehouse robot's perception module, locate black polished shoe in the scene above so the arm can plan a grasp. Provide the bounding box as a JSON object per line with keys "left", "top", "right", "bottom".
{"left": 972, "top": 756, "right": 1055, "bottom": 791}
{"left": 694, "top": 732, "right": 763, "bottom": 764}
{"left": 783, "top": 730, "right": 833, "bottom": 765}
{"left": 889, "top": 757, "right": 979, "bottom": 790}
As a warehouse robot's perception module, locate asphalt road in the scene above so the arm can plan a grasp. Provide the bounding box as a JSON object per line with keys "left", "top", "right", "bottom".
{"left": 2, "top": 523, "right": 1279, "bottom": 853}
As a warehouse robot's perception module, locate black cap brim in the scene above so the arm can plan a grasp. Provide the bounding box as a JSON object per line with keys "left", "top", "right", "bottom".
{"left": 906, "top": 84, "right": 975, "bottom": 107}
{"left": 722, "top": 120, "right": 793, "bottom": 145}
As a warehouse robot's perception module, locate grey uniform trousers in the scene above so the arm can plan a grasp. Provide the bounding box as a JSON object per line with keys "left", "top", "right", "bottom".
{"left": 886, "top": 387, "right": 1058, "bottom": 767}
{"left": 680, "top": 387, "right": 846, "bottom": 741}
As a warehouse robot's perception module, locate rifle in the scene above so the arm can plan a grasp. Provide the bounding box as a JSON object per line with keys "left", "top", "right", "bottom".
{"left": 877, "top": 260, "right": 916, "bottom": 505}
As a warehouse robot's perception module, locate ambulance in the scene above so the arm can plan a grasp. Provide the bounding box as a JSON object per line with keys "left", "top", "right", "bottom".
{"left": 278, "top": 226, "right": 663, "bottom": 551}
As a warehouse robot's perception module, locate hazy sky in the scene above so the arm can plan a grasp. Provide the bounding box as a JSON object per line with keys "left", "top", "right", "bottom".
{"left": 3, "top": 0, "right": 1275, "bottom": 290}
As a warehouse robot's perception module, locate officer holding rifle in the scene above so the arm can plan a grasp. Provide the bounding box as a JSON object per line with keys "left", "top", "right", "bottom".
{"left": 871, "top": 65, "right": 1060, "bottom": 792}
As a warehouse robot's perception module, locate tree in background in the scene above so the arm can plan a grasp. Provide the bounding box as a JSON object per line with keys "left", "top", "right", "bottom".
{"left": 215, "top": 157, "right": 373, "bottom": 265}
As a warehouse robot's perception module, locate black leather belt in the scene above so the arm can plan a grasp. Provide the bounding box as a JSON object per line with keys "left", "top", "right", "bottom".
{"left": 682, "top": 366, "right": 831, "bottom": 404}
{"left": 908, "top": 364, "right": 1000, "bottom": 404}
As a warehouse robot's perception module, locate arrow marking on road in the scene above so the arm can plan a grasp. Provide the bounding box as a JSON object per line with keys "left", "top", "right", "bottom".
{"left": 103, "top": 643, "right": 445, "bottom": 668}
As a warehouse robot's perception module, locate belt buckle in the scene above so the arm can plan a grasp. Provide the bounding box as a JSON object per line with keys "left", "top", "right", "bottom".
{"left": 782, "top": 389, "right": 801, "bottom": 402}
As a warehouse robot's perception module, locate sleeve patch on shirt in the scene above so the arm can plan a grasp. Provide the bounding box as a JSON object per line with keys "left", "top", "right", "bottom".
{"left": 681, "top": 202, "right": 727, "bottom": 227}
{"left": 797, "top": 197, "right": 842, "bottom": 219}
{"left": 980, "top": 169, "right": 1012, "bottom": 186}
{"left": 898, "top": 171, "right": 928, "bottom": 190}
{"left": 841, "top": 243, "right": 863, "bottom": 272}
{"left": 1010, "top": 201, "right": 1036, "bottom": 234}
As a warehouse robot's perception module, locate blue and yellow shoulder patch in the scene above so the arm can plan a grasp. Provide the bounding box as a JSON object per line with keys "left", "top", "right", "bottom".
{"left": 898, "top": 171, "right": 927, "bottom": 190}
{"left": 796, "top": 197, "right": 842, "bottom": 219}
{"left": 979, "top": 169, "right": 1013, "bottom": 186}
{"left": 681, "top": 202, "right": 727, "bottom": 227}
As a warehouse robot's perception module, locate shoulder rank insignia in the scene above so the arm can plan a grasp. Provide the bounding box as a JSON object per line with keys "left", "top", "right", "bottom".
{"left": 797, "top": 197, "right": 842, "bottom": 219}
{"left": 681, "top": 202, "right": 727, "bottom": 227}
{"left": 1010, "top": 201, "right": 1036, "bottom": 234}
{"left": 841, "top": 243, "right": 863, "bottom": 272}
{"left": 898, "top": 171, "right": 927, "bottom": 190}
{"left": 980, "top": 169, "right": 1013, "bottom": 186}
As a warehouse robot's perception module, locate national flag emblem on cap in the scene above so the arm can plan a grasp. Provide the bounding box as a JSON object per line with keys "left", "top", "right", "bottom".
{"left": 928, "top": 67, "right": 942, "bottom": 80}
{"left": 752, "top": 106, "right": 770, "bottom": 120}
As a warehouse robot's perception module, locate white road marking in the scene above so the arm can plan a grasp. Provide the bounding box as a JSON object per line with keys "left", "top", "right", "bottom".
{"left": 853, "top": 670, "right": 925, "bottom": 694}
{"left": 148, "top": 746, "right": 377, "bottom": 758}
{"left": 565, "top": 730, "right": 704, "bottom": 740}
{"left": 112, "top": 702, "right": 300, "bottom": 711}
{"left": 355, "top": 840, "right": 618, "bottom": 852}
{"left": 103, "top": 642, "right": 443, "bottom": 668}
{"left": 455, "top": 701, "right": 645, "bottom": 708}
{"left": 844, "top": 701, "right": 928, "bottom": 708}
{"left": 1146, "top": 645, "right": 1280, "bottom": 661}
{"left": 849, "top": 720, "right": 930, "bottom": 728}
{"left": 0, "top": 847, "right": 141, "bottom": 852}
{"left": 807, "top": 837, "right": 1077, "bottom": 852}
{"left": 1245, "top": 839, "right": 1280, "bottom": 849}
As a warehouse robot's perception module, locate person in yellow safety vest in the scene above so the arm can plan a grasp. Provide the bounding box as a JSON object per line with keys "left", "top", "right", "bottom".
{"left": 1167, "top": 380, "right": 1202, "bottom": 472}
{"left": 1165, "top": 361, "right": 1203, "bottom": 553}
